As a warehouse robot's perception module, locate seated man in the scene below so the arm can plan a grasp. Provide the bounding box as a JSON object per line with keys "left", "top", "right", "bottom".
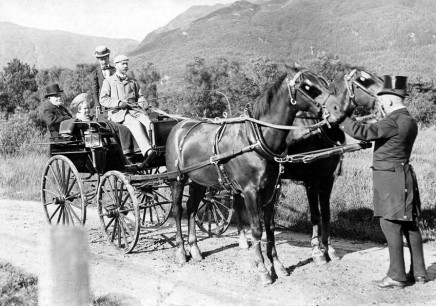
{"left": 100, "top": 54, "right": 152, "bottom": 157}
{"left": 60, "top": 93, "right": 140, "bottom": 157}
{"left": 42, "top": 84, "right": 72, "bottom": 138}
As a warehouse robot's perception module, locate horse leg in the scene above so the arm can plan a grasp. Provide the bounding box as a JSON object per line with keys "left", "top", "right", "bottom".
{"left": 171, "top": 180, "right": 188, "bottom": 264}
{"left": 306, "top": 183, "right": 327, "bottom": 265}
{"left": 319, "top": 175, "right": 339, "bottom": 261}
{"left": 186, "top": 182, "right": 206, "bottom": 261}
{"left": 244, "top": 189, "right": 272, "bottom": 285}
{"left": 264, "top": 200, "right": 289, "bottom": 278}
{"left": 234, "top": 194, "right": 249, "bottom": 249}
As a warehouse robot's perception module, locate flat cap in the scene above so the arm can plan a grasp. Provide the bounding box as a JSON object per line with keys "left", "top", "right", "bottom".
{"left": 114, "top": 55, "right": 129, "bottom": 64}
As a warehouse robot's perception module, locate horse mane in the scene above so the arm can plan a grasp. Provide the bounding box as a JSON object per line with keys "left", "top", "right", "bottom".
{"left": 251, "top": 73, "right": 288, "bottom": 119}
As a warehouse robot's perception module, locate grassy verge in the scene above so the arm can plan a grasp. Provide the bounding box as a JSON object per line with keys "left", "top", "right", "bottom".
{"left": 1, "top": 127, "right": 435, "bottom": 242}
{"left": 0, "top": 262, "right": 123, "bottom": 306}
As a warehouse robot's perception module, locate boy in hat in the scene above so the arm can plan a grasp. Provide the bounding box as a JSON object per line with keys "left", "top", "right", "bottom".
{"left": 100, "top": 54, "right": 152, "bottom": 157}
{"left": 339, "top": 75, "right": 426, "bottom": 288}
{"left": 91, "top": 46, "right": 115, "bottom": 109}
{"left": 42, "top": 84, "right": 72, "bottom": 138}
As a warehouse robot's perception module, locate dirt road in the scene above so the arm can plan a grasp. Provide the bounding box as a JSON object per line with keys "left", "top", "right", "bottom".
{"left": 0, "top": 198, "right": 435, "bottom": 305}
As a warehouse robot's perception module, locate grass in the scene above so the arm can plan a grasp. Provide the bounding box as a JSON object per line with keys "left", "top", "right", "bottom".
{"left": 1, "top": 127, "right": 435, "bottom": 242}
{"left": 0, "top": 261, "right": 124, "bottom": 306}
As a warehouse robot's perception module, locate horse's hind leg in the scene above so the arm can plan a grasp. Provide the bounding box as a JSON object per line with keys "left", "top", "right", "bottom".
{"left": 171, "top": 180, "right": 188, "bottom": 264}
{"left": 306, "top": 183, "right": 327, "bottom": 265}
{"left": 234, "top": 195, "right": 249, "bottom": 249}
{"left": 264, "top": 199, "right": 289, "bottom": 278}
{"left": 319, "top": 175, "right": 339, "bottom": 261}
{"left": 186, "top": 182, "right": 206, "bottom": 261}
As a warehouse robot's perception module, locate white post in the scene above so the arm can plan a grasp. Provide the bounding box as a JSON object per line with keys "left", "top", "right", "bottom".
{"left": 38, "top": 226, "right": 90, "bottom": 306}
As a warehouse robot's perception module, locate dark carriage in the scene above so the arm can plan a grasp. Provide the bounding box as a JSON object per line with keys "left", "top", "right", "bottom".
{"left": 40, "top": 112, "right": 233, "bottom": 252}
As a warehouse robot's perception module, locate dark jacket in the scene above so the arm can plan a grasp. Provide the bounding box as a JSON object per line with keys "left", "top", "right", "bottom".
{"left": 91, "top": 66, "right": 115, "bottom": 107}
{"left": 340, "top": 108, "right": 420, "bottom": 221}
{"left": 42, "top": 101, "right": 72, "bottom": 137}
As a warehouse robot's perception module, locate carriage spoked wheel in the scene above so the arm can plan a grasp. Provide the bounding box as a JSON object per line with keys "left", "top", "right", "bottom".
{"left": 41, "top": 155, "right": 86, "bottom": 226}
{"left": 137, "top": 182, "right": 173, "bottom": 228}
{"left": 97, "top": 171, "right": 140, "bottom": 253}
{"left": 195, "top": 189, "right": 234, "bottom": 236}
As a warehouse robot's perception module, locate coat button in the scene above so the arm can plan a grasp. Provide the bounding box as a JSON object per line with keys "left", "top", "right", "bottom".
{"left": 404, "top": 216, "right": 407, "bottom": 219}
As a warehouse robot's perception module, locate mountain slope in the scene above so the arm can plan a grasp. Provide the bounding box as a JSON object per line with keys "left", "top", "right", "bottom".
{"left": 0, "top": 22, "right": 138, "bottom": 69}
{"left": 129, "top": 0, "right": 436, "bottom": 80}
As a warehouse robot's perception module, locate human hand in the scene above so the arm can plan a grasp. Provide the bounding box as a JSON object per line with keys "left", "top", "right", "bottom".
{"left": 119, "top": 102, "right": 131, "bottom": 110}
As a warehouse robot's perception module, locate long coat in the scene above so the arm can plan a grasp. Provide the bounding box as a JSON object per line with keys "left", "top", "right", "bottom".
{"left": 340, "top": 108, "right": 421, "bottom": 221}
{"left": 99, "top": 74, "right": 146, "bottom": 123}
{"left": 42, "top": 101, "right": 72, "bottom": 137}
{"left": 91, "top": 66, "right": 115, "bottom": 107}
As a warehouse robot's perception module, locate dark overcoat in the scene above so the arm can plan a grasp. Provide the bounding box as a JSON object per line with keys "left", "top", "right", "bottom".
{"left": 91, "top": 66, "right": 115, "bottom": 107}
{"left": 42, "top": 101, "right": 72, "bottom": 137}
{"left": 340, "top": 108, "right": 420, "bottom": 221}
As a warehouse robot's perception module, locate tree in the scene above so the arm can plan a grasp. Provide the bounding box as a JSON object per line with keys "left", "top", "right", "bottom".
{"left": 133, "top": 62, "right": 161, "bottom": 107}
{"left": 0, "top": 58, "right": 39, "bottom": 114}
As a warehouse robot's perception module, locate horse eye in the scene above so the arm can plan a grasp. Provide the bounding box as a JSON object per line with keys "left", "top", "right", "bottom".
{"left": 305, "top": 85, "right": 310, "bottom": 91}
{"left": 360, "top": 77, "right": 366, "bottom": 81}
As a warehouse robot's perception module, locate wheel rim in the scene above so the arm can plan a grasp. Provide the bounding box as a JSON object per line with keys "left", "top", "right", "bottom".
{"left": 97, "top": 171, "right": 140, "bottom": 253}
{"left": 195, "top": 189, "right": 234, "bottom": 236}
{"left": 41, "top": 156, "right": 86, "bottom": 226}
{"left": 138, "top": 184, "right": 173, "bottom": 228}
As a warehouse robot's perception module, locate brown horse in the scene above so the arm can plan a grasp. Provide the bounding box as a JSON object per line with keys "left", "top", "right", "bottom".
{"left": 236, "top": 67, "right": 384, "bottom": 264}
{"left": 165, "top": 65, "right": 348, "bottom": 285}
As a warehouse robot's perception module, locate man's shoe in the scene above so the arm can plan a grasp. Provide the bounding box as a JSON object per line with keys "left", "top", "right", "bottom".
{"left": 372, "top": 276, "right": 406, "bottom": 289}
{"left": 415, "top": 276, "right": 427, "bottom": 284}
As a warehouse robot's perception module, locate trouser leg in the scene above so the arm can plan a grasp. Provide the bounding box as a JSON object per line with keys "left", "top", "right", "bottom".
{"left": 403, "top": 221, "right": 426, "bottom": 278}
{"left": 380, "top": 218, "right": 407, "bottom": 282}
{"left": 122, "top": 114, "right": 151, "bottom": 155}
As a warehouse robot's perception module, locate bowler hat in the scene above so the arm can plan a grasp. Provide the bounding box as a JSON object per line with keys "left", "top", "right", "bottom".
{"left": 70, "top": 93, "right": 95, "bottom": 114}
{"left": 94, "top": 45, "right": 110, "bottom": 58}
{"left": 377, "top": 75, "right": 408, "bottom": 98}
{"left": 45, "top": 84, "right": 63, "bottom": 98}
{"left": 114, "top": 55, "right": 129, "bottom": 64}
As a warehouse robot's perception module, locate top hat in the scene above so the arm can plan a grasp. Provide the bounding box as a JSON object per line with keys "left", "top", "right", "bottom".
{"left": 377, "top": 75, "right": 408, "bottom": 98}
{"left": 93, "top": 45, "right": 110, "bottom": 58}
{"left": 45, "top": 84, "right": 63, "bottom": 98}
{"left": 114, "top": 54, "right": 129, "bottom": 64}
{"left": 70, "top": 93, "right": 95, "bottom": 114}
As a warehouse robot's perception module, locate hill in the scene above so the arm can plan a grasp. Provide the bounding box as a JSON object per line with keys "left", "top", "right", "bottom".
{"left": 0, "top": 22, "right": 138, "bottom": 69}
{"left": 129, "top": 0, "right": 436, "bottom": 81}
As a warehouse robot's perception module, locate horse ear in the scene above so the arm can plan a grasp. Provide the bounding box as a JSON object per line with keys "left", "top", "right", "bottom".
{"left": 285, "top": 63, "right": 299, "bottom": 73}
{"left": 294, "top": 62, "right": 301, "bottom": 68}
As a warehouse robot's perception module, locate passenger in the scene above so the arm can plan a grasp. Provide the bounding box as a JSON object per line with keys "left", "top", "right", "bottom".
{"left": 339, "top": 75, "right": 427, "bottom": 288}
{"left": 42, "top": 84, "right": 72, "bottom": 138}
{"left": 60, "top": 93, "right": 139, "bottom": 158}
{"left": 91, "top": 45, "right": 115, "bottom": 109}
{"left": 100, "top": 54, "right": 152, "bottom": 157}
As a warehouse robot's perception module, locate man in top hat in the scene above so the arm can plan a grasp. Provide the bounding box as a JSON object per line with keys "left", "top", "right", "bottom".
{"left": 100, "top": 54, "right": 152, "bottom": 157}
{"left": 91, "top": 46, "right": 115, "bottom": 109}
{"left": 42, "top": 84, "right": 72, "bottom": 137}
{"left": 339, "top": 75, "right": 427, "bottom": 288}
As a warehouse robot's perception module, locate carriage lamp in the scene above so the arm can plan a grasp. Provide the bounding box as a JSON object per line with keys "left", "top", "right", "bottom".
{"left": 84, "top": 131, "right": 103, "bottom": 148}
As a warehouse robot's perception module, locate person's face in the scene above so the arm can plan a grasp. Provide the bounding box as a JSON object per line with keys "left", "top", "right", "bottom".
{"left": 78, "top": 101, "right": 91, "bottom": 116}
{"left": 115, "top": 61, "right": 129, "bottom": 74}
{"left": 98, "top": 56, "right": 110, "bottom": 68}
{"left": 49, "top": 94, "right": 62, "bottom": 106}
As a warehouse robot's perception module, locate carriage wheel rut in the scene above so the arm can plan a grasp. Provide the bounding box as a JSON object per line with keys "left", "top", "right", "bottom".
{"left": 0, "top": 199, "right": 435, "bottom": 305}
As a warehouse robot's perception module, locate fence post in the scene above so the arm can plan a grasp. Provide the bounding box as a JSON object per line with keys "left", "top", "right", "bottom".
{"left": 38, "top": 226, "right": 90, "bottom": 306}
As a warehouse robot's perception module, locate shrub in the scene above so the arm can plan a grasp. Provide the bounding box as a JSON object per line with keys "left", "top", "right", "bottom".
{"left": 0, "top": 113, "right": 47, "bottom": 156}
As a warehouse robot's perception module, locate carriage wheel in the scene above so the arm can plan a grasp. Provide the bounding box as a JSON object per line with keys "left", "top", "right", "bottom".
{"left": 195, "top": 189, "right": 234, "bottom": 236}
{"left": 137, "top": 183, "right": 173, "bottom": 228}
{"left": 41, "top": 155, "right": 86, "bottom": 226}
{"left": 97, "top": 171, "right": 140, "bottom": 253}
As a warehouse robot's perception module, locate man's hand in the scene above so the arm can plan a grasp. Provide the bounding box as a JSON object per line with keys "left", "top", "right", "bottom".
{"left": 119, "top": 101, "right": 132, "bottom": 110}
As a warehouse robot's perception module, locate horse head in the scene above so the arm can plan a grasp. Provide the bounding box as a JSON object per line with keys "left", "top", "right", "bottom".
{"left": 329, "top": 67, "right": 384, "bottom": 121}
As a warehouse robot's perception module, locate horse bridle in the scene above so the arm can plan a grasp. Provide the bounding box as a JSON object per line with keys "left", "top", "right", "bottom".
{"left": 286, "top": 71, "right": 333, "bottom": 121}
{"left": 344, "top": 69, "right": 378, "bottom": 104}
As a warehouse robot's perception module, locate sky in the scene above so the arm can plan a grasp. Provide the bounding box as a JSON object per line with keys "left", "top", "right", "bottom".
{"left": 0, "top": 0, "right": 236, "bottom": 41}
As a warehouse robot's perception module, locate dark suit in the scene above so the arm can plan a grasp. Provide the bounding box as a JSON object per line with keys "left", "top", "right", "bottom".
{"left": 91, "top": 66, "right": 115, "bottom": 107}
{"left": 340, "top": 108, "right": 426, "bottom": 282}
{"left": 42, "top": 101, "right": 72, "bottom": 137}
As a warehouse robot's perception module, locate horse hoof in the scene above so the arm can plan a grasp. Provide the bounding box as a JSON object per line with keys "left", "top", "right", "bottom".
{"left": 258, "top": 272, "right": 273, "bottom": 286}
{"left": 239, "top": 238, "right": 249, "bottom": 249}
{"left": 176, "top": 251, "right": 188, "bottom": 264}
{"left": 313, "top": 254, "right": 328, "bottom": 265}
{"left": 190, "top": 248, "right": 204, "bottom": 261}
{"left": 275, "top": 265, "right": 289, "bottom": 277}
{"left": 328, "top": 250, "right": 340, "bottom": 261}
